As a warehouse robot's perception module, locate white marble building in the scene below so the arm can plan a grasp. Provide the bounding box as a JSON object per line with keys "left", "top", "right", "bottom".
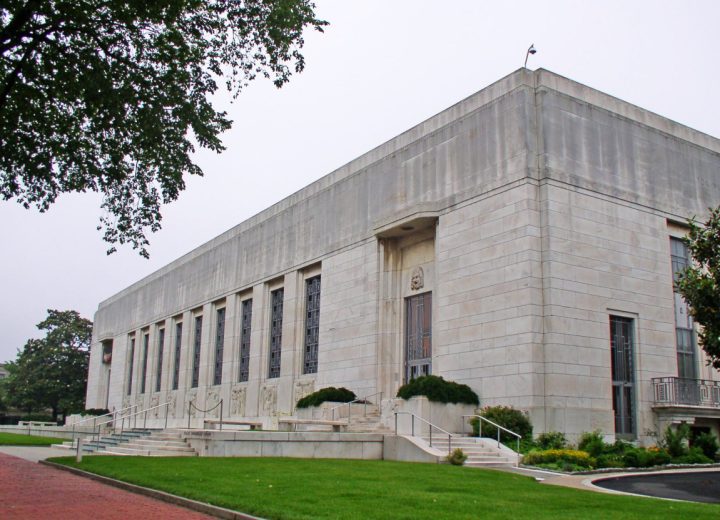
{"left": 86, "top": 68, "right": 720, "bottom": 443}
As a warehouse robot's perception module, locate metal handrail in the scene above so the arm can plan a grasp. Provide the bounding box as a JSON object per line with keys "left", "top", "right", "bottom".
{"left": 84, "top": 401, "right": 171, "bottom": 449}
{"left": 463, "top": 414, "right": 521, "bottom": 457}
{"left": 70, "top": 404, "right": 137, "bottom": 443}
{"left": 328, "top": 391, "right": 383, "bottom": 420}
{"left": 187, "top": 399, "right": 224, "bottom": 430}
{"left": 394, "top": 411, "right": 453, "bottom": 454}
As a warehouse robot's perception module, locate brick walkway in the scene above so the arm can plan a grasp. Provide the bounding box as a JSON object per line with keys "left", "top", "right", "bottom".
{"left": 0, "top": 452, "right": 214, "bottom": 519}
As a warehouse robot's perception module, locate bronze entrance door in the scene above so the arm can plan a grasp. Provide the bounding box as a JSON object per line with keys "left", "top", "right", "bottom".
{"left": 405, "top": 292, "right": 432, "bottom": 382}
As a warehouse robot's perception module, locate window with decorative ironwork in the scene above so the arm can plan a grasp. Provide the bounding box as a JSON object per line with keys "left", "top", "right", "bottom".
{"left": 126, "top": 337, "right": 135, "bottom": 395}
{"left": 239, "top": 299, "right": 252, "bottom": 382}
{"left": 303, "top": 276, "right": 321, "bottom": 374}
{"left": 155, "top": 328, "right": 165, "bottom": 392}
{"left": 172, "top": 322, "right": 182, "bottom": 390}
{"left": 670, "top": 237, "right": 697, "bottom": 380}
{"left": 140, "top": 333, "right": 149, "bottom": 394}
{"left": 213, "top": 308, "right": 225, "bottom": 385}
{"left": 191, "top": 316, "right": 202, "bottom": 388}
{"left": 268, "top": 288, "right": 284, "bottom": 378}
{"left": 405, "top": 292, "right": 432, "bottom": 383}
{"left": 610, "top": 316, "right": 635, "bottom": 437}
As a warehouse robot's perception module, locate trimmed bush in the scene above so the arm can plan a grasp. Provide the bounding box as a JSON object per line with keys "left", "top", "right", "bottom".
{"left": 296, "top": 387, "right": 356, "bottom": 409}
{"left": 692, "top": 432, "right": 719, "bottom": 461}
{"left": 578, "top": 430, "right": 607, "bottom": 458}
{"left": 396, "top": 375, "right": 479, "bottom": 406}
{"left": 446, "top": 448, "right": 467, "bottom": 466}
{"left": 536, "top": 431, "right": 567, "bottom": 450}
{"left": 523, "top": 449, "right": 596, "bottom": 469}
{"left": 595, "top": 454, "right": 625, "bottom": 469}
{"left": 673, "top": 446, "right": 713, "bottom": 465}
{"left": 83, "top": 408, "right": 111, "bottom": 416}
{"left": 471, "top": 406, "right": 532, "bottom": 442}
{"left": 622, "top": 447, "right": 671, "bottom": 468}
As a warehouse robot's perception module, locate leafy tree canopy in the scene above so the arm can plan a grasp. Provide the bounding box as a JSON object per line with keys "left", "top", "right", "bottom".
{"left": 676, "top": 207, "right": 720, "bottom": 370}
{"left": 0, "top": 1, "right": 327, "bottom": 257}
{"left": 1, "top": 310, "right": 92, "bottom": 420}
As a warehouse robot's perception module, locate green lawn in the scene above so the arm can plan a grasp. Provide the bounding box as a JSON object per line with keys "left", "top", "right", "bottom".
{"left": 50, "top": 457, "right": 719, "bottom": 519}
{"left": 0, "top": 432, "right": 67, "bottom": 446}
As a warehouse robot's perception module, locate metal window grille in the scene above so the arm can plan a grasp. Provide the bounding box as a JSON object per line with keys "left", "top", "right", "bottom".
{"left": 140, "top": 333, "right": 149, "bottom": 394}
{"left": 303, "top": 276, "right": 321, "bottom": 374}
{"left": 155, "top": 328, "right": 165, "bottom": 392}
{"left": 610, "top": 316, "right": 635, "bottom": 436}
{"left": 172, "top": 323, "right": 182, "bottom": 390}
{"left": 126, "top": 337, "right": 135, "bottom": 395}
{"left": 405, "top": 292, "right": 432, "bottom": 383}
{"left": 213, "top": 308, "right": 225, "bottom": 385}
{"left": 192, "top": 316, "right": 202, "bottom": 388}
{"left": 268, "top": 288, "right": 284, "bottom": 378}
{"left": 239, "top": 299, "right": 252, "bottom": 382}
{"left": 670, "top": 237, "right": 697, "bottom": 380}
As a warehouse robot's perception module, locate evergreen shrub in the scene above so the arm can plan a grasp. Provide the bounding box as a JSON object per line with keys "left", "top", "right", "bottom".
{"left": 296, "top": 387, "right": 356, "bottom": 409}
{"left": 536, "top": 431, "right": 567, "bottom": 450}
{"left": 471, "top": 405, "right": 532, "bottom": 442}
{"left": 692, "top": 432, "right": 719, "bottom": 461}
{"left": 523, "top": 449, "right": 595, "bottom": 469}
{"left": 396, "top": 375, "right": 479, "bottom": 406}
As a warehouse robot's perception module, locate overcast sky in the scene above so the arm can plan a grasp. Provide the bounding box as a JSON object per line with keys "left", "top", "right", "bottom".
{"left": 1, "top": 0, "right": 719, "bottom": 363}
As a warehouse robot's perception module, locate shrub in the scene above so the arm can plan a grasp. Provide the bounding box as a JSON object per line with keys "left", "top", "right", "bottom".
{"left": 296, "top": 387, "right": 356, "bottom": 409}
{"left": 578, "top": 431, "right": 607, "bottom": 458}
{"left": 536, "top": 431, "right": 567, "bottom": 450}
{"left": 673, "top": 447, "right": 713, "bottom": 465}
{"left": 692, "top": 432, "right": 719, "bottom": 461}
{"left": 19, "top": 413, "right": 55, "bottom": 423}
{"left": 396, "top": 375, "right": 479, "bottom": 406}
{"left": 595, "top": 454, "right": 625, "bottom": 469}
{"left": 83, "top": 408, "right": 111, "bottom": 416}
{"left": 523, "top": 449, "right": 595, "bottom": 469}
{"left": 446, "top": 448, "right": 467, "bottom": 466}
{"left": 622, "top": 447, "right": 671, "bottom": 468}
{"left": 661, "top": 424, "right": 689, "bottom": 458}
{"left": 471, "top": 406, "right": 532, "bottom": 442}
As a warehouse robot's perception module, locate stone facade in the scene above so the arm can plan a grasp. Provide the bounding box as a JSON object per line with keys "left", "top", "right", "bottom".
{"left": 86, "top": 69, "right": 720, "bottom": 444}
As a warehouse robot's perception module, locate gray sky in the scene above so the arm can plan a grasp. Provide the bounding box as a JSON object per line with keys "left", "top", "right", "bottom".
{"left": 1, "top": 0, "right": 719, "bottom": 363}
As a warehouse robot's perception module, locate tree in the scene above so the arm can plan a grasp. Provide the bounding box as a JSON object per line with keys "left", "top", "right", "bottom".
{"left": 0, "top": 1, "right": 326, "bottom": 257}
{"left": 1, "top": 310, "right": 92, "bottom": 421}
{"left": 676, "top": 207, "right": 720, "bottom": 370}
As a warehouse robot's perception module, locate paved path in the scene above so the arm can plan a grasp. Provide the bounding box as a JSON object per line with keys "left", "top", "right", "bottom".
{"left": 593, "top": 470, "right": 720, "bottom": 503}
{"left": 0, "top": 452, "right": 215, "bottom": 519}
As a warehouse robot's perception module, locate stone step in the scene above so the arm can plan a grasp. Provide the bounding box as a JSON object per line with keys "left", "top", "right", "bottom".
{"left": 102, "top": 446, "right": 197, "bottom": 457}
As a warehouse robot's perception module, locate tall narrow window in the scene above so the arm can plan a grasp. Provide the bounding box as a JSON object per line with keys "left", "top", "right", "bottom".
{"left": 172, "top": 322, "right": 182, "bottom": 390}
{"left": 192, "top": 316, "right": 202, "bottom": 388}
{"left": 239, "top": 299, "right": 252, "bottom": 382}
{"left": 610, "top": 316, "right": 635, "bottom": 437}
{"left": 155, "top": 328, "right": 165, "bottom": 393}
{"left": 140, "top": 332, "right": 149, "bottom": 394}
{"left": 213, "top": 308, "right": 225, "bottom": 385}
{"left": 268, "top": 288, "right": 284, "bottom": 378}
{"left": 303, "top": 276, "right": 321, "bottom": 374}
{"left": 405, "top": 292, "right": 432, "bottom": 382}
{"left": 126, "top": 337, "right": 135, "bottom": 396}
{"left": 670, "top": 237, "right": 697, "bottom": 380}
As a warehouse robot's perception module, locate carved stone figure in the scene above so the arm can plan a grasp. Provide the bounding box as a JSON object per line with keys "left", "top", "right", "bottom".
{"left": 410, "top": 266, "right": 424, "bottom": 290}
{"left": 186, "top": 391, "right": 197, "bottom": 418}
{"left": 231, "top": 386, "right": 247, "bottom": 417}
{"left": 150, "top": 395, "right": 160, "bottom": 418}
{"left": 293, "top": 379, "right": 315, "bottom": 407}
{"left": 168, "top": 392, "right": 177, "bottom": 418}
{"left": 206, "top": 388, "right": 221, "bottom": 418}
{"left": 260, "top": 384, "right": 278, "bottom": 415}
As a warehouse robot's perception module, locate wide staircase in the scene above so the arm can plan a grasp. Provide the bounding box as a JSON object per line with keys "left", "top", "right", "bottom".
{"left": 54, "top": 429, "right": 197, "bottom": 457}
{"left": 421, "top": 435, "right": 517, "bottom": 467}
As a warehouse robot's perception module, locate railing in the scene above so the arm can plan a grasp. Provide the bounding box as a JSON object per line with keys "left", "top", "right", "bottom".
{"left": 327, "top": 391, "right": 383, "bottom": 421}
{"left": 188, "top": 399, "right": 224, "bottom": 430}
{"left": 652, "top": 377, "right": 720, "bottom": 408}
{"left": 394, "top": 411, "right": 453, "bottom": 455}
{"left": 82, "top": 401, "right": 171, "bottom": 451}
{"left": 70, "top": 404, "right": 137, "bottom": 444}
{"left": 462, "top": 415, "right": 521, "bottom": 457}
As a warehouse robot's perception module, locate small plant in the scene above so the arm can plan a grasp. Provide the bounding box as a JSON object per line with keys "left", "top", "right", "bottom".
{"left": 536, "top": 431, "right": 567, "bottom": 450}
{"left": 523, "top": 449, "right": 596, "bottom": 469}
{"left": 396, "top": 375, "right": 479, "bottom": 405}
{"left": 692, "top": 432, "right": 719, "bottom": 461}
{"left": 296, "top": 387, "right": 356, "bottom": 409}
{"left": 577, "top": 430, "right": 607, "bottom": 458}
{"left": 446, "top": 448, "right": 467, "bottom": 466}
{"left": 661, "top": 424, "right": 690, "bottom": 458}
{"left": 470, "top": 406, "right": 532, "bottom": 442}
{"left": 672, "top": 447, "right": 713, "bottom": 465}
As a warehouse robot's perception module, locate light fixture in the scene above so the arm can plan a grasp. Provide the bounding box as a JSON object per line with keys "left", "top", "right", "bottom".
{"left": 524, "top": 44, "right": 537, "bottom": 68}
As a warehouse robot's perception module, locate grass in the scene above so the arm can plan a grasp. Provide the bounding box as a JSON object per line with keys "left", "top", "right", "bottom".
{"left": 50, "top": 456, "right": 719, "bottom": 519}
{"left": 0, "top": 432, "right": 67, "bottom": 446}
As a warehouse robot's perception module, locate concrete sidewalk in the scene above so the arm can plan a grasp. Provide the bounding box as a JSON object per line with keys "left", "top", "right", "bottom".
{"left": 0, "top": 450, "right": 215, "bottom": 519}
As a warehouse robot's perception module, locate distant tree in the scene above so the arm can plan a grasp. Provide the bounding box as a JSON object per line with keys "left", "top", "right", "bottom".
{"left": 2, "top": 310, "right": 92, "bottom": 421}
{"left": 676, "top": 207, "right": 720, "bottom": 370}
{"left": 0, "top": 1, "right": 327, "bottom": 257}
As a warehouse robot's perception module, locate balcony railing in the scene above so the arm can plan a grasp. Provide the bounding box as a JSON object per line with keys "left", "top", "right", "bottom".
{"left": 652, "top": 377, "right": 720, "bottom": 408}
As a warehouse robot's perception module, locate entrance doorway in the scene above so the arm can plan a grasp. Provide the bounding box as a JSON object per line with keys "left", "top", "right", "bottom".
{"left": 405, "top": 292, "right": 432, "bottom": 382}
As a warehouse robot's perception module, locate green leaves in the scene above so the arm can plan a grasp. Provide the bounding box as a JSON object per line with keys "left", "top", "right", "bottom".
{"left": 0, "top": 1, "right": 327, "bottom": 257}
{"left": 676, "top": 207, "right": 720, "bottom": 370}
